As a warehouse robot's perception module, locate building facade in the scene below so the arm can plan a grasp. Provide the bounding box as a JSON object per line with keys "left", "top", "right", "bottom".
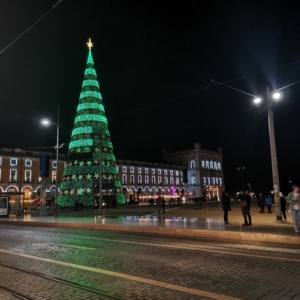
{"left": 163, "top": 142, "right": 225, "bottom": 199}
{"left": 117, "top": 160, "right": 185, "bottom": 203}
{"left": 0, "top": 148, "right": 65, "bottom": 205}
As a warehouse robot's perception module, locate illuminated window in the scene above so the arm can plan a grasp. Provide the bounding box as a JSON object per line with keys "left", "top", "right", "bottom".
{"left": 130, "top": 175, "right": 134, "bottom": 184}
{"left": 176, "top": 178, "right": 179, "bottom": 185}
{"left": 152, "top": 176, "right": 155, "bottom": 184}
{"left": 218, "top": 163, "right": 221, "bottom": 170}
{"left": 152, "top": 169, "right": 155, "bottom": 174}
{"left": 191, "top": 161, "right": 195, "bottom": 169}
{"left": 52, "top": 161, "right": 57, "bottom": 168}
{"left": 38, "top": 176, "right": 42, "bottom": 183}
{"left": 158, "top": 176, "right": 162, "bottom": 184}
{"left": 25, "top": 170, "right": 31, "bottom": 182}
{"left": 25, "top": 159, "right": 32, "bottom": 167}
{"left": 175, "top": 171, "right": 179, "bottom": 176}
{"left": 206, "top": 161, "right": 209, "bottom": 169}
{"left": 0, "top": 157, "right": 2, "bottom": 165}
{"left": 214, "top": 162, "right": 217, "bottom": 170}
{"left": 164, "top": 177, "right": 168, "bottom": 185}
{"left": 138, "top": 168, "right": 141, "bottom": 173}
{"left": 10, "top": 169, "right": 17, "bottom": 182}
{"left": 207, "top": 177, "right": 210, "bottom": 185}
{"left": 212, "top": 177, "right": 215, "bottom": 185}
{"left": 191, "top": 177, "right": 196, "bottom": 185}
{"left": 201, "top": 160, "right": 205, "bottom": 168}
{"left": 122, "top": 174, "right": 127, "bottom": 184}
{"left": 210, "top": 161, "right": 213, "bottom": 169}
{"left": 164, "top": 170, "right": 168, "bottom": 175}
{"left": 215, "top": 178, "right": 219, "bottom": 185}
{"left": 138, "top": 175, "right": 142, "bottom": 184}
{"left": 122, "top": 166, "right": 127, "bottom": 172}
{"left": 130, "top": 167, "right": 134, "bottom": 173}
{"left": 52, "top": 171, "right": 57, "bottom": 182}
{"left": 203, "top": 177, "right": 206, "bottom": 185}
{"left": 145, "top": 176, "right": 149, "bottom": 184}
{"left": 158, "top": 169, "right": 161, "bottom": 175}
{"left": 170, "top": 177, "right": 174, "bottom": 185}
{"left": 10, "top": 158, "right": 17, "bottom": 166}
{"left": 219, "top": 178, "right": 222, "bottom": 186}
{"left": 145, "top": 168, "right": 148, "bottom": 174}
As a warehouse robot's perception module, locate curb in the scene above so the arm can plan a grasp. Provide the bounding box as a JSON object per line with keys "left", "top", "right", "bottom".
{"left": 0, "top": 219, "right": 299, "bottom": 245}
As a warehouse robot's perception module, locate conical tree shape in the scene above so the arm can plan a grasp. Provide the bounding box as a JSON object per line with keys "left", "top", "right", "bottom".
{"left": 58, "top": 39, "right": 125, "bottom": 207}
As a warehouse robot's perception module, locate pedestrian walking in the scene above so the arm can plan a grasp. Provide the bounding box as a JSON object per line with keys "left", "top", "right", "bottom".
{"left": 221, "top": 191, "right": 231, "bottom": 225}
{"left": 286, "top": 185, "right": 300, "bottom": 235}
{"left": 279, "top": 192, "right": 287, "bottom": 223}
{"left": 241, "top": 190, "right": 252, "bottom": 226}
{"left": 161, "top": 197, "right": 166, "bottom": 214}
{"left": 257, "top": 193, "right": 265, "bottom": 213}
{"left": 265, "top": 195, "right": 273, "bottom": 214}
{"left": 156, "top": 197, "right": 162, "bottom": 214}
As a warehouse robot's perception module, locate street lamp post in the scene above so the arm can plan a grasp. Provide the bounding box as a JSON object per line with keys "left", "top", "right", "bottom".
{"left": 254, "top": 87, "right": 282, "bottom": 220}
{"left": 237, "top": 167, "right": 245, "bottom": 192}
{"left": 41, "top": 105, "right": 62, "bottom": 218}
{"left": 98, "top": 139, "right": 103, "bottom": 217}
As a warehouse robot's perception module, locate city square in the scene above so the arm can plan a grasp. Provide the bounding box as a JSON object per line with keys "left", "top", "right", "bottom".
{"left": 1, "top": 0, "right": 300, "bottom": 299}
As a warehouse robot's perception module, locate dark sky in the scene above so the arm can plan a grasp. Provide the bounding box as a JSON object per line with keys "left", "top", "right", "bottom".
{"left": 1, "top": 0, "right": 300, "bottom": 195}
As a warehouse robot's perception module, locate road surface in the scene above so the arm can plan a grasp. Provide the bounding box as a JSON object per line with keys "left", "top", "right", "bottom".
{"left": 0, "top": 224, "right": 299, "bottom": 300}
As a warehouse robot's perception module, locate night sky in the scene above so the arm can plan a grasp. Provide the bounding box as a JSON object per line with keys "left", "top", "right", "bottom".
{"left": 1, "top": 0, "right": 300, "bottom": 195}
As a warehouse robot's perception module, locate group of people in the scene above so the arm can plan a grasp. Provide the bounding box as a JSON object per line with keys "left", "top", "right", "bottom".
{"left": 221, "top": 190, "right": 252, "bottom": 225}
{"left": 256, "top": 193, "right": 286, "bottom": 216}
{"left": 193, "top": 192, "right": 207, "bottom": 210}
{"left": 221, "top": 185, "right": 300, "bottom": 235}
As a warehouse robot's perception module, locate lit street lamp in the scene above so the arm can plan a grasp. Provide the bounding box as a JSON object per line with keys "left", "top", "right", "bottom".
{"left": 212, "top": 79, "right": 300, "bottom": 221}
{"left": 41, "top": 105, "right": 63, "bottom": 218}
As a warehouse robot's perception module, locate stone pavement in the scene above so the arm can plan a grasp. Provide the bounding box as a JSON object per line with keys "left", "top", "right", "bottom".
{"left": 1, "top": 202, "right": 299, "bottom": 245}
{"left": 0, "top": 288, "right": 19, "bottom": 300}
{"left": 0, "top": 225, "right": 300, "bottom": 299}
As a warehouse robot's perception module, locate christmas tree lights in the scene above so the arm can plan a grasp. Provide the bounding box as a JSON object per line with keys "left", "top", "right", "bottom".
{"left": 58, "top": 38, "right": 125, "bottom": 207}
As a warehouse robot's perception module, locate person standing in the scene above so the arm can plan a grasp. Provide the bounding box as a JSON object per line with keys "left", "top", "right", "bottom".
{"left": 161, "top": 197, "right": 166, "bottom": 214}
{"left": 156, "top": 197, "right": 162, "bottom": 214}
{"left": 221, "top": 191, "right": 231, "bottom": 225}
{"left": 242, "top": 190, "right": 252, "bottom": 226}
{"left": 279, "top": 192, "right": 287, "bottom": 223}
{"left": 265, "top": 195, "right": 273, "bottom": 214}
{"left": 257, "top": 193, "right": 265, "bottom": 213}
{"left": 200, "top": 192, "right": 206, "bottom": 209}
{"left": 286, "top": 185, "right": 300, "bottom": 235}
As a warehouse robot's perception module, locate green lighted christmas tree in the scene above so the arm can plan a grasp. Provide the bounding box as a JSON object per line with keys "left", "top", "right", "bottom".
{"left": 58, "top": 38, "right": 125, "bottom": 207}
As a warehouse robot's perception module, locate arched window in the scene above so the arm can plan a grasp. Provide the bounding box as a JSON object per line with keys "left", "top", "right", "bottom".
{"left": 122, "top": 174, "right": 127, "bottom": 184}
{"left": 203, "top": 177, "right": 206, "bottom": 185}
{"left": 218, "top": 163, "right": 221, "bottom": 170}
{"left": 214, "top": 162, "right": 217, "bottom": 170}
{"left": 207, "top": 177, "right": 210, "bottom": 185}
{"left": 206, "top": 161, "right": 209, "bottom": 169}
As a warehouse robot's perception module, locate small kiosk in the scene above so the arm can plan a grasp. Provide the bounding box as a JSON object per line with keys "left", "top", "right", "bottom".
{"left": 0, "top": 193, "right": 25, "bottom": 218}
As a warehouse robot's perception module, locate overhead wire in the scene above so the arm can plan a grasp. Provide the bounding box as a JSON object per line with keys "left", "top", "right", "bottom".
{"left": 0, "top": 0, "right": 64, "bottom": 55}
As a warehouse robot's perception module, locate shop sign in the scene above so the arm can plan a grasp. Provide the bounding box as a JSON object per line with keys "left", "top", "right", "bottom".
{"left": 0, "top": 197, "right": 8, "bottom": 216}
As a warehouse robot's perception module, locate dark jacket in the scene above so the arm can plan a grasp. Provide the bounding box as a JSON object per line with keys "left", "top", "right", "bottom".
{"left": 257, "top": 196, "right": 265, "bottom": 207}
{"left": 245, "top": 195, "right": 251, "bottom": 210}
{"left": 222, "top": 196, "right": 231, "bottom": 211}
{"left": 280, "top": 196, "right": 286, "bottom": 211}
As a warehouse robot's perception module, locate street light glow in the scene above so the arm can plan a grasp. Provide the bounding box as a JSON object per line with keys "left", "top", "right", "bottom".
{"left": 273, "top": 92, "right": 281, "bottom": 100}
{"left": 41, "top": 119, "right": 50, "bottom": 126}
{"left": 254, "top": 98, "right": 261, "bottom": 104}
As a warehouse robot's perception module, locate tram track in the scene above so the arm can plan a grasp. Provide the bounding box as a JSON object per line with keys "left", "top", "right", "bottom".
{"left": 0, "top": 262, "right": 122, "bottom": 300}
